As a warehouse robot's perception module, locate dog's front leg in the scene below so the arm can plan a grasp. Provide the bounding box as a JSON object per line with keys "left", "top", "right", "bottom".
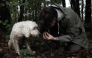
{"left": 25, "top": 40, "right": 32, "bottom": 52}
{"left": 13, "top": 39, "right": 20, "bottom": 55}
{"left": 25, "top": 40, "right": 36, "bottom": 55}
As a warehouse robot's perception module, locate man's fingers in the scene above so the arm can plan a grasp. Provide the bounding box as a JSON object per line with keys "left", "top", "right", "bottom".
{"left": 45, "top": 32, "right": 48, "bottom": 36}
{"left": 43, "top": 32, "right": 49, "bottom": 39}
{"left": 43, "top": 33, "right": 46, "bottom": 39}
{"left": 43, "top": 32, "right": 47, "bottom": 39}
{"left": 46, "top": 32, "right": 50, "bottom": 36}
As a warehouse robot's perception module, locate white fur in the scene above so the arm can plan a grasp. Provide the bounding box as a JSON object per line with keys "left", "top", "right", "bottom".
{"left": 8, "top": 21, "right": 40, "bottom": 55}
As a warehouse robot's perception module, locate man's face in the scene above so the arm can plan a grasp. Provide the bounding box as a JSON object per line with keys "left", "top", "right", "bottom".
{"left": 49, "top": 18, "right": 56, "bottom": 28}
{"left": 40, "top": 18, "right": 57, "bottom": 28}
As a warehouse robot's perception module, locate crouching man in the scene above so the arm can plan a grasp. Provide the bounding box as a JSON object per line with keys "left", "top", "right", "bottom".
{"left": 39, "top": 4, "right": 88, "bottom": 52}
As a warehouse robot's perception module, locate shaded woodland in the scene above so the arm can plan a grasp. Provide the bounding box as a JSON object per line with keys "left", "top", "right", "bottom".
{"left": 0, "top": 0, "right": 92, "bottom": 58}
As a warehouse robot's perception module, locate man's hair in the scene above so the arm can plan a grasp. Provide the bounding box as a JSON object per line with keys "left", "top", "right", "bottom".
{"left": 39, "top": 6, "right": 57, "bottom": 26}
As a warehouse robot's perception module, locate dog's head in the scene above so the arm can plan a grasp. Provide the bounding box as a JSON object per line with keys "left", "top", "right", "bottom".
{"left": 24, "top": 21, "right": 40, "bottom": 38}
{"left": 30, "top": 22, "right": 40, "bottom": 37}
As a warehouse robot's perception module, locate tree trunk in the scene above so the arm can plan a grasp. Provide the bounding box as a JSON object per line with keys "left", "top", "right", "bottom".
{"left": 0, "top": 0, "right": 11, "bottom": 32}
{"left": 18, "top": 0, "right": 25, "bottom": 22}
{"left": 70, "top": 0, "right": 80, "bottom": 17}
{"left": 85, "top": 0, "right": 91, "bottom": 32}
{"left": 81, "top": 0, "right": 84, "bottom": 22}
{"left": 62, "top": 0, "right": 66, "bottom": 7}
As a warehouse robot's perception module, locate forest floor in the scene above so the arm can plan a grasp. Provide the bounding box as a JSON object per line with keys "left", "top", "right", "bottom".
{"left": 0, "top": 30, "right": 92, "bottom": 58}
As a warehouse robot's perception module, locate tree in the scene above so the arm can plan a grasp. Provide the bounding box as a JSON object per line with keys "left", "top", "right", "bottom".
{"left": 62, "top": 0, "right": 66, "bottom": 7}
{"left": 85, "top": 0, "right": 91, "bottom": 32}
{"left": 18, "top": 0, "right": 25, "bottom": 22}
{"left": 0, "top": 0, "right": 11, "bottom": 32}
{"left": 70, "top": 0, "right": 80, "bottom": 16}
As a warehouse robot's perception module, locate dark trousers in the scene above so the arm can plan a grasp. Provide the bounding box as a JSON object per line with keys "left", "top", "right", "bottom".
{"left": 64, "top": 42, "right": 83, "bottom": 52}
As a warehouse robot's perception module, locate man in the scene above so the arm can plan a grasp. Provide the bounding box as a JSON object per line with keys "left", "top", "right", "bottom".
{"left": 39, "top": 4, "right": 88, "bottom": 52}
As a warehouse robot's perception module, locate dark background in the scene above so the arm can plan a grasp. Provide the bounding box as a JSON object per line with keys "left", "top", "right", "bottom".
{"left": 0, "top": 0, "right": 92, "bottom": 58}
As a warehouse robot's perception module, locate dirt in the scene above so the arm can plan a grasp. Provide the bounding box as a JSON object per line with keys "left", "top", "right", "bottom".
{"left": 0, "top": 30, "right": 92, "bottom": 58}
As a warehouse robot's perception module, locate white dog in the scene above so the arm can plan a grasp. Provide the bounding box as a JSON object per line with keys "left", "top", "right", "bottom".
{"left": 8, "top": 21, "right": 40, "bottom": 55}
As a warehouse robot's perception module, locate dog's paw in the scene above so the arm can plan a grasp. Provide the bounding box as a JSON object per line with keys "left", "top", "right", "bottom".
{"left": 29, "top": 51, "right": 36, "bottom": 55}
{"left": 32, "top": 51, "right": 36, "bottom": 54}
{"left": 16, "top": 51, "right": 20, "bottom": 55}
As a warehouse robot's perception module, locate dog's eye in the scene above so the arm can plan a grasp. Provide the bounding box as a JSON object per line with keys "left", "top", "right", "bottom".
{"left": 33, "top": 27, "right": 38, "bottom": 30}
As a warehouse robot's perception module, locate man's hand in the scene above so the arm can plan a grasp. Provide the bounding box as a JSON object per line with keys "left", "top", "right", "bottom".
{"left": 43, "top": 32, "right": 56, "bottom": 40}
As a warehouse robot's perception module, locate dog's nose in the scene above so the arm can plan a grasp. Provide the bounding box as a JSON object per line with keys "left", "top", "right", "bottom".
{"left": 37, "top": 32, "right": 40, "bottom": 37}
{"left": 39, "top": 32, "right": 43, "bottom": 37}
{"left": 38, "top": 27, "right": 40, "bottom": 31}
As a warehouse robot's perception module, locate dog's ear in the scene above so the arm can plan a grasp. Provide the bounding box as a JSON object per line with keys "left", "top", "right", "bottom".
{"left": 22, "top": 27, "right": 30, "bottom": 38}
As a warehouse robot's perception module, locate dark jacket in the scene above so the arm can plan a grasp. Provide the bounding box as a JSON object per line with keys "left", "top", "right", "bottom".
{"left": 39, "top": 4, "right": 88, "bottom": 49}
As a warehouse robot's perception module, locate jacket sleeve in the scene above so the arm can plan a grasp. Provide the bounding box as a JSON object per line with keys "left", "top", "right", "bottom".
{"left": 58, "top": 18, "right": 75, "bottom": 42}
{"left": 57, "top": 35, "right": 73, "bottom": 42}
{"left": 58, "top": 15, "right": 78, "bottom": 42}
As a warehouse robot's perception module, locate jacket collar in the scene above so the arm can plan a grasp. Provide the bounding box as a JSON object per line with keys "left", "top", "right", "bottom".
{"left": 54, "top": 4, "right": 65, "bottom": 14}
{"left": 55, "top": 8, "right": 64, "bottom": 21}
{"left": 51, "top": 4, "right": 65, "bottom": 21}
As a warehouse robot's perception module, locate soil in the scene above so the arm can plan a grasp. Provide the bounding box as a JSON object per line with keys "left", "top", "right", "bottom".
{"left": 0, "top": 30, "right": 92, "bottom": 58}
